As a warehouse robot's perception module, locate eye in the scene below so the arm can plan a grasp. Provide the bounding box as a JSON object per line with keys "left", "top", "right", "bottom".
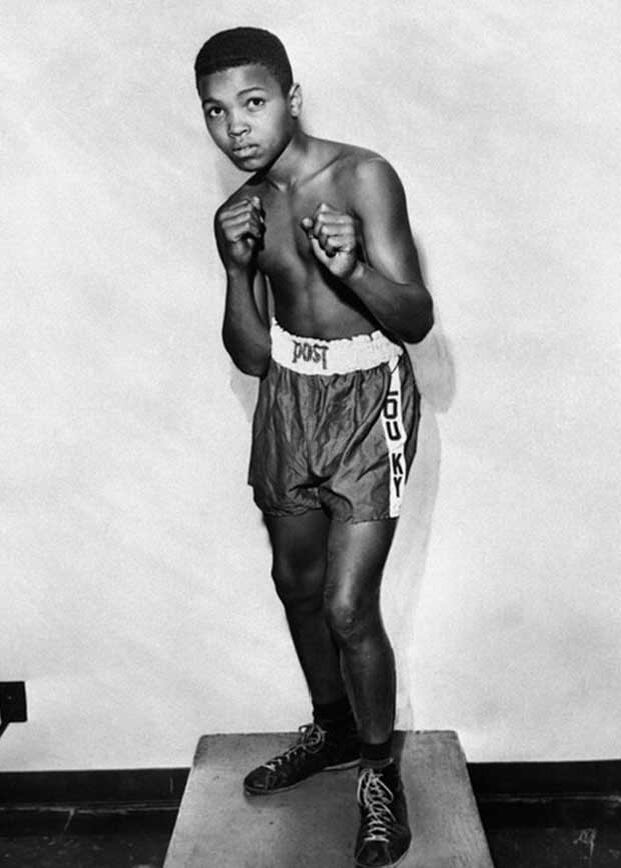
{"left": 247, "top": 96, "right": 266, "bottom": 111}
{"left": 205, "top": 105, "right": 223, "bottom": 120}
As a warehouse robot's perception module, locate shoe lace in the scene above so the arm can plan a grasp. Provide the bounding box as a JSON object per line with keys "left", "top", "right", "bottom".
{"left": 357, "top": 767, "right": 396, "bottom": 844}
{"left": 262, "top": 723, "right": 327, "bottom": 773}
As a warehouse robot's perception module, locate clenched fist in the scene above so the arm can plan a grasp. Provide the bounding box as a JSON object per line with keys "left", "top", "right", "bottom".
{"left": 216, "top": 195, "right": 265, "bottom": 272}
{"left": 301, "top": 202, "right": 360, "bottom": 280}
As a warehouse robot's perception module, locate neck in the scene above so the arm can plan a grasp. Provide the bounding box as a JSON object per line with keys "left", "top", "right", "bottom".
{"left": 263, "top": 128, "right": 312, "bottom": 191}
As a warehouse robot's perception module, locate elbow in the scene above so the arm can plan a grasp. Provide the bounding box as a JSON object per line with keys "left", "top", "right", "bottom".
{"left": 226, "top": 348, "right": 269, "bottom": 377}
{"left": 235, "top": 357, "right": 269, "bottom": 377}
{"left": 222, "top": 330, "right": 269, "bottom": 377}
{"left": 400, "top": 296, "right": 434, "bottom": 344}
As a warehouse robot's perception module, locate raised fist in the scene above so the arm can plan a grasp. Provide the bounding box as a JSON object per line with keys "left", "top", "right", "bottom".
{"left": 216, "top": 195, "right": 265, "bottom": 271}
{"left": 301, "top": 202, "right": 359, "bottom": 280}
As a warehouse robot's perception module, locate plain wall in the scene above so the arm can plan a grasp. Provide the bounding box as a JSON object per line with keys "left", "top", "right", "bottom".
{"left": 1, "top": 0, "right": 620, "bottom": 770}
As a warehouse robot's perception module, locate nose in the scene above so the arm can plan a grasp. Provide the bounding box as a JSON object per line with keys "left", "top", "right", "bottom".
{"left": 227, "top": 111, "right": 249, "bottom": 139}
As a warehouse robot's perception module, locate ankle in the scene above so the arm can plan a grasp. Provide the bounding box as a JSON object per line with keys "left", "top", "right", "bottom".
{"left": 359, "top": 737, "right": 393, "bottom": 768}
{"left": 312, "top": 695, "right": 356, "bottom": 732}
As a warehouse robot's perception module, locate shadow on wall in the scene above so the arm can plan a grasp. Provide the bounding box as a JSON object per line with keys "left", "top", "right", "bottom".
{"left": 387, "top": 253, "right": 456, "bottom": 729}
{"left": 408, "top": 307, "right": 456, "bottom": 416}
{"left": 229, "top": 364, "right": 260, "bottom": 423}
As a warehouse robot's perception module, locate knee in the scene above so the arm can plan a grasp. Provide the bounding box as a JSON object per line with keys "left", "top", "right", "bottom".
{"left": 324, "top": 592, "right": 379, "bottom": 646}
{"left": 271, "top": 560, "right": 324, "bottom": 613}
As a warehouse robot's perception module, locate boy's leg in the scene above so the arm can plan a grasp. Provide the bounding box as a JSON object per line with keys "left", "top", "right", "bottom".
{"left": 265, "top": 510, "right": 344, "bottom": 705}
{"left": 243, "top": 509, "right": 358, "bottom": 796}
{"left": 323, "top": 518, "right": 397, "bottom": 747}
{"left": 324, "top": 518, "right": 411, "bottom": 868}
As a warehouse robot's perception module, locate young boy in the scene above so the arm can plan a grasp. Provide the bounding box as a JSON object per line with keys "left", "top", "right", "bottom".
{"left": 194, "top": 27, "right": 433, "bottom": 868}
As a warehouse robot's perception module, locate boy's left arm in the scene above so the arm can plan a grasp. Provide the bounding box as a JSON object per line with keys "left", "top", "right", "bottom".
{"left": 302, "top": 158, "right": 433, "bottom": 343}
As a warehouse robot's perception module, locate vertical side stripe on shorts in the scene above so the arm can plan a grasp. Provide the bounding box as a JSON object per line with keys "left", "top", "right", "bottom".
{"left": 381, "top": 363, "right": 407, "bottom": 518}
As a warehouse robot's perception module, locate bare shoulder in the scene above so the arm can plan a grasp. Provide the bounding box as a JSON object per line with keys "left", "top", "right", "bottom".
{"left": 352, "top": 149, "right": 403, "bottom": 195}
{"left": 326, "top": 141, "right": 405, "bottom": 202}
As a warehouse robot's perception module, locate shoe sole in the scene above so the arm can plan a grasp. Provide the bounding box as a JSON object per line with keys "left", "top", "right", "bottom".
{"left": 243, "top": 757, "right": 359, "bottom": 796}
{"left": 355, "top": 850, "right": 409, "bottom": 868}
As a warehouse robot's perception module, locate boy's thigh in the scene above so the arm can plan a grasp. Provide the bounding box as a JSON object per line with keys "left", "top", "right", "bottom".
{"left": 265, "top": 511, "right": 397, "bottom": 610}
{"left": 325, "top": 518, "right": 397, "bottom": 603}
{"left": 265, "top": 509, "right": 330, "bottom": 577}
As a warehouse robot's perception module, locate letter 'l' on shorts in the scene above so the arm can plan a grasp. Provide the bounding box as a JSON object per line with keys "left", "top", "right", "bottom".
{"left": 247, "top": 321, "right": 421, "bottom": 522}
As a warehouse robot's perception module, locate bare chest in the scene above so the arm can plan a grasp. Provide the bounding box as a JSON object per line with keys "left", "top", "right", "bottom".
{"left": 257, "top": 181, "right": 352, "bottom": 280}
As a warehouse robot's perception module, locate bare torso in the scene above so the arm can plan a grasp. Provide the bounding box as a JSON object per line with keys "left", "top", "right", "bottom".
{"left": 229, "top": 138, "right": 382, "bottom": 339}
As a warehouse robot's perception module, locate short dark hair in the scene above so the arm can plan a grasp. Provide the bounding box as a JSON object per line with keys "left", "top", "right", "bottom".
{"left": 194, "top": 27, "right": 293, "bottom": 94}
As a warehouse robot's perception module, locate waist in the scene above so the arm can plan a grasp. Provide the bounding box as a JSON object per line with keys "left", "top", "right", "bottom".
{"left": 270, "top": 319, "right": 402, "bottom": 375}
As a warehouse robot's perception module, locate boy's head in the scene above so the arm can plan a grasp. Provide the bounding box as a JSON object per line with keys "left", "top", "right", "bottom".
{"left": 195, "top": 28, "right": 301, "bottom": 173}
{"left": 194, "top": 27, "right": 293, "bottom": 95}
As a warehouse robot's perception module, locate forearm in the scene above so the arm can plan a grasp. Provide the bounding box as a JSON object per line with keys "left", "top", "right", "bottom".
{"left": 345, "top": 261, "right": 434, "bottom": 344}
{"left": 222, "top": 270, "right": 270, "bottom": 376}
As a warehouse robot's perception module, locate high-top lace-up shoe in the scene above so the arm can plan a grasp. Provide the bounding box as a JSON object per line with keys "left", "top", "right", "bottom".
{"left": 243, "top": 721, "right": 359, "bottom": 795}
{"left": 355, "top": 762, "right": 411, "bottom": 867}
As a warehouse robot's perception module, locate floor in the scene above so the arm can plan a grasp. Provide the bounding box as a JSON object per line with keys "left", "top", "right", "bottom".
{"left": 0, "top": 830, "right": 169, "bottom": 868}
{"left": 2, "top": 825, "right": 621, "bottom": 867}
{"left": 487, "top": 826, "right": 621, "bottom": 867}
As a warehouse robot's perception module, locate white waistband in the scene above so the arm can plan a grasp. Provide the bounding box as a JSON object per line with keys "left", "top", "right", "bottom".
{"left": 270, "top": 320, "right": 402, "bottom": 375}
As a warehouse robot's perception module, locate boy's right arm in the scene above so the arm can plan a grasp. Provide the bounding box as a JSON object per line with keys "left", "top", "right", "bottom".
{"left": 215, "top": 196, "right": 271, "bottom": 377}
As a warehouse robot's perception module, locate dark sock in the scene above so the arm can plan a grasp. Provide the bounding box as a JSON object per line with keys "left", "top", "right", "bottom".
{"left": 313, "top": 695, "right": 356, "bottom": 731}
{"left": 360, "top": 738, "right": 393, "bottom": 769}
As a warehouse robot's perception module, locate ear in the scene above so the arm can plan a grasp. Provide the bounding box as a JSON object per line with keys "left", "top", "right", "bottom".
{"left": 288, "top": 83, "right": 302, "bottom": 118}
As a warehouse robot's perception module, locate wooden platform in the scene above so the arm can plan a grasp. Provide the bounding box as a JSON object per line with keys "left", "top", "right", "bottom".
{"left": 164, "top": 730, "right": 494, "bottom": 868}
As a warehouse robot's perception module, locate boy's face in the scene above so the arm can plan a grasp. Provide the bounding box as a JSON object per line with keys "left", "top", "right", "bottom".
{"left": 198, "top": 63, "right": 299, "bottom": 172}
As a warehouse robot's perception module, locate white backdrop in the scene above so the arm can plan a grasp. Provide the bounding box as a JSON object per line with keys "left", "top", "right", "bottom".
{"left": 2, "top": 0, "right": 620, "bottom": 770}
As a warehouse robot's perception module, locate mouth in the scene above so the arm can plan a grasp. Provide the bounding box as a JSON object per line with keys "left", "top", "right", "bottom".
{"left": 231, "top": 144, "right": 259, "bottom": 160}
